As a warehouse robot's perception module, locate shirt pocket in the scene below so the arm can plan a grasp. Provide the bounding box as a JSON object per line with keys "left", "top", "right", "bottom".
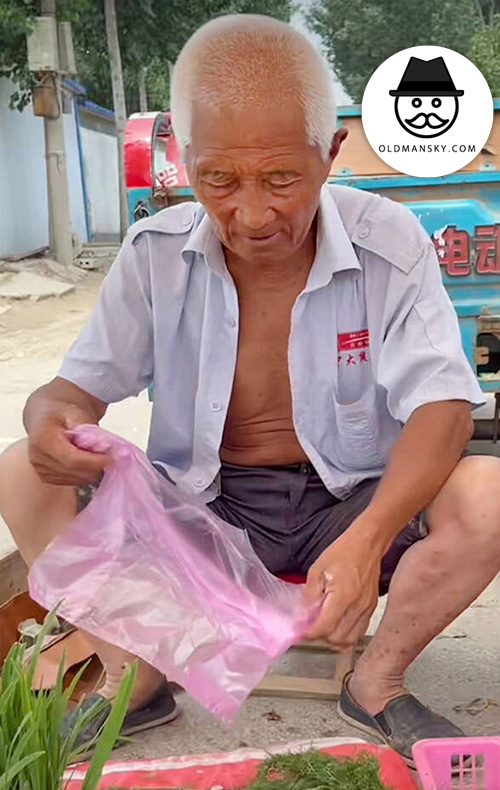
{"left": 333, "top": 385, "right": 385, "bottom": 471}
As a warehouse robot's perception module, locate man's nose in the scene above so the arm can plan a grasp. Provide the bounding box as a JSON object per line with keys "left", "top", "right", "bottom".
{"left": 234, "top": 183, "right": 275, "bottom": 231}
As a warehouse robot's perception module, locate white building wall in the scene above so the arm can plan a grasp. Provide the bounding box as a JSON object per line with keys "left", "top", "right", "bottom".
{"left": 81, "top": 125, "right": 120, "bottom": 239}
{"left": 63, "top": 104, "right": 87, "bottom": 243}
{"left": 0, "top": 78, "right": 48, "bottom": 256}
{"left": 0, "top": 78, "right": 91, "bottom": 258}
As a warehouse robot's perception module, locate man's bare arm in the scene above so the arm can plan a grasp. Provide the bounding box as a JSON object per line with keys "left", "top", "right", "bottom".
{"left": 306, "top": 400, "right": 473, "bottom": 643}
{"left": 23, "top": 377, "right": 110, "bottom": 486}
{"left": 24, "top": 377, "right": 107, "bottom": 431}
{"left": 355, "top": 399, "right": 473, "bottom": 553}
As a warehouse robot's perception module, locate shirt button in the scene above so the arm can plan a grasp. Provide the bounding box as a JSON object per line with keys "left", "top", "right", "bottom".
{"left": 357, "top": 224, "right": 370, "bottom": 239}
{"left": 194, "top": 478, "right": 205, "bottom": 488}
{"left": 210, "top": 400, "right": 222, "bottom": 412}
{"left": 227, "top": 317, "right": 237, "bottom": 328}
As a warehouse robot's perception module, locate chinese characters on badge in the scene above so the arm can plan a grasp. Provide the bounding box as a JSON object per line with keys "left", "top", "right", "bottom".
{"left": 338, "top": 330, "right": 370, "bottom": 367}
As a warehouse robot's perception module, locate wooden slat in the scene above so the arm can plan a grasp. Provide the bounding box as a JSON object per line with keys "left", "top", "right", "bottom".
{"left": 253, "top": 674, "right": 342, "bottom": 700}
{"left": 0, "top": 550, "right": 28, "bottom": 606}
{"left": 293, "top": 635, "right": 371, "bottom": 654}
{"left": 254, "top": 637, "right": 372, "bottom": 701}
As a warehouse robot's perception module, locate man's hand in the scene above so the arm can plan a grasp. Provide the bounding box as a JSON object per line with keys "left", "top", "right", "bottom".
{"left": 24, "top": 377, "right": 110, "bottom": 487}
{"left": 28, "top": 404, "right": 110, "bottom": 486}
{"left": 305, "top": 519, "right": 382, "bottom": 648}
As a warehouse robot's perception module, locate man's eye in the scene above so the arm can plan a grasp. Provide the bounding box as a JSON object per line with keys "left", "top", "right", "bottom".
{"left": 267, "top": 174, "right": 298, "bottom": 187}
{"left": 203, "top": 173, "right": 234, "bottom": 187}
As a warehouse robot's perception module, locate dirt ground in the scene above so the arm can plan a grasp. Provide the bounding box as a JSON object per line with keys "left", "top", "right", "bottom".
{"left": 0, "top": 273, "right": 499, "bottom": 761}
{"left": 0, "top": 271, "right": 152, "bottom": 552}
{"left": 1, "top": 271, "right": 103, "bottom": 366}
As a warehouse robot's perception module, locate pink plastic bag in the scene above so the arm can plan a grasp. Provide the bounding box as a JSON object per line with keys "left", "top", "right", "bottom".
{"left": 29, "top": 425, "right": 316, "bottom": 720}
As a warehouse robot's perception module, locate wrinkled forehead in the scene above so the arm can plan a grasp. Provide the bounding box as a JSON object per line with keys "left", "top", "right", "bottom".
{"left": 189, "top": 94, "right": 310, "bottom": 157}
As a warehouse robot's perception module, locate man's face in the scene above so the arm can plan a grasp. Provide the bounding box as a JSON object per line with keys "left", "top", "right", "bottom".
{"left": 395, "top": 95, "right": 459, "bottom": 138}
{"left": 187, "top": 99, "right": 338, "bottom": 264}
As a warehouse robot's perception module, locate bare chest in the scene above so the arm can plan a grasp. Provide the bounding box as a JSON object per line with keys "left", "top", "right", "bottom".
{"left": 221, "top": 286, "right": 308, "bottom": 464}
{"left": 235, "top": 291, "right": 295, "bottom": 409}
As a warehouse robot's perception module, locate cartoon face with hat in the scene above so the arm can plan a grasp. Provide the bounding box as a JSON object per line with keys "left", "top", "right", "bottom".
{"left": 390, "top": 56, "right": 464, "bottom": 138}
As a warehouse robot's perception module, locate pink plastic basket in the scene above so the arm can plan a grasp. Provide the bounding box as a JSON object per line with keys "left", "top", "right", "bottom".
{"left": 413, "top": 737, "right": 500, "bottom": 790}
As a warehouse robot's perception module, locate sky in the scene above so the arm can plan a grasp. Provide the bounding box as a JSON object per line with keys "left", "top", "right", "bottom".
{"left": 291, "top": 2, "right": 353, "bottom": 106}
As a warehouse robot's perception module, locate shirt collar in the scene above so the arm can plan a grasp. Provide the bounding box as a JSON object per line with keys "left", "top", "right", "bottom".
{"left": 181, "top": 185, "right": 361, "bottom": 289}
{"left": 181, "top": 209, "right": 228, "bottom": 278}
{"left": 305, "top": 185, "right": 361, "bottom": 292}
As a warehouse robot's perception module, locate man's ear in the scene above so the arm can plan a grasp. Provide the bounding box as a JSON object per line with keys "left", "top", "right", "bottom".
{"left": 185, "top": 148, "right": 193, "bottom": 183}
{"left": 185, "top": 148, "right": 200, "bottom": 200}
{"left": 329, "top": 126, "right": 349, "bottom": 164}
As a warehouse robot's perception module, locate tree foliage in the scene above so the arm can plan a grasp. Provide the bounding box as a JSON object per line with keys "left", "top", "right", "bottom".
{"left": 0, "top": 0, "right": 37, "bottom": 109}
{"left": 469, "top": 15, "right": 500, "bottom": 95}
{"left": 1, "top": 0, "right": 293, "bottom": 112}
{"left": 307, "top": 0, "right": 498, "bottom": 103}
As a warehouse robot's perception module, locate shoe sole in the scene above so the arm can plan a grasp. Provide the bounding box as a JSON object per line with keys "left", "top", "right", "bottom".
{"left": 122, "top": 704, "right": 180, "bottom": 736}
{"left": 72, "top": 704, "right": 180, "bottom": 763}
{"left": 337, "top": 702, "right": 415, "bottom": 770}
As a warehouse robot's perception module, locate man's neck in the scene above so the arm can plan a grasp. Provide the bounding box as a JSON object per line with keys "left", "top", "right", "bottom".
{"left": 225, "top": 222, "right": 317, "bottom": 293}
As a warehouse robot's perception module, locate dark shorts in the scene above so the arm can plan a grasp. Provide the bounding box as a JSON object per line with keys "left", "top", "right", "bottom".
{"left": 77, "top": 461, "right": 426, "bottom": 596}
{"left": 207, "top": 462, "right": 426, "bottom": 596}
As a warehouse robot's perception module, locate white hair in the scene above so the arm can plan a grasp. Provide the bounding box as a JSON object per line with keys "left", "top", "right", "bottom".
{"left": 170, "top": 14, "right": 337, "bottom": 160}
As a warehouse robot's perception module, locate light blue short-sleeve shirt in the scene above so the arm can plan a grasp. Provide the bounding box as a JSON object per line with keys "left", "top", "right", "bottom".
{"left": 59, "top": 185, "right": 484, "bottom": 501}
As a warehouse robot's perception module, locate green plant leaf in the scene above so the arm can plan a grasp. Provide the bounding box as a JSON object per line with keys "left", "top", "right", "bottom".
{"left": 0, "top": 609, "right": 136, "bottom": 790}
{"left": 0, "top": 751, "right": 45, "bottom": 790}
{"left": 80, "top": 663, "right": 137, "bottom": 790}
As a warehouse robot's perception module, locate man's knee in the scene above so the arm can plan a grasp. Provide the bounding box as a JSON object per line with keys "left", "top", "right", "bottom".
{"left": 0, "top": 437, "right": 77, "bottom": 564}
{"left": 0, "top": 439, "right": 31, "bottom": 499}
{"left": 428, "top": 455, "right": 500, "bottom": 547}
{"left": 0, "top": 436, "right": 28, "bottom": 460}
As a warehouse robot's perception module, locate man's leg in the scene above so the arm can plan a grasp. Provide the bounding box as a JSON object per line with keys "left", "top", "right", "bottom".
{"left": 349, "top": 455, "right": 500, "bottom": 714}
{"left": 0, "top": 439, "right": 164, "bottom": 710}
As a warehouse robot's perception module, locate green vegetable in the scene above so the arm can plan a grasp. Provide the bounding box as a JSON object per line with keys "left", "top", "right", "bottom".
{"left": 245, "top": 751, "right": 392, "bottom": 790}
{"left": 0, "top": 611, "right": 136, "bottom": 790}
{"left": 108, "top": 751, "right": 393, "bottom": 790}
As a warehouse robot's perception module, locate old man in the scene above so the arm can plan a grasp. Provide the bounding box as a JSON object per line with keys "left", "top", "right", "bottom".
{"left": 1, "top": 14, "right": 500, "bottom": 765}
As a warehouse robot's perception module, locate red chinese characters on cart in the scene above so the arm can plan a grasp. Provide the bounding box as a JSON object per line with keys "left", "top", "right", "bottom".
{"left": 433, "top": 224, "right": 500, "bottom": 276}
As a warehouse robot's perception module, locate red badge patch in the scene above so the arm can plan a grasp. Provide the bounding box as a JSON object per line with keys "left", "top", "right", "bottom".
{"left": 337, "top": 330, "right": 370, "bottom": 352}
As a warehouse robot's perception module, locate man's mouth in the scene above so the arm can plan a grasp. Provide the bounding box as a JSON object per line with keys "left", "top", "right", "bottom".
{"left": 246, "top": 232, "right": 279, "bottom": 242}
{"left": 405, "top": 112, "right": 449, "bottom": 129}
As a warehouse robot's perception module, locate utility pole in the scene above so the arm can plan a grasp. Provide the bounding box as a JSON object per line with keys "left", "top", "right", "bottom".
{"left": 104, "top": 0, "right": 129, "bottom": 240}
{"left": 138, "top": 67, "right": 148, "bottom": 113}
{"left": 40, "top": 0, "right": 73, "bottom": 266}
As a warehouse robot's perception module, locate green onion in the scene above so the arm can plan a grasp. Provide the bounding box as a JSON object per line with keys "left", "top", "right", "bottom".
{"left": 0, "top": 611, "right": 136, "bottom": 790}
{"left": 106, "top": 750, "right": 393, "bottom": 790}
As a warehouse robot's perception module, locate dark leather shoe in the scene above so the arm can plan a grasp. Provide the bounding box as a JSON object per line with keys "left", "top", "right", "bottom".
{"left": 338, "top": 671, "right": 465, "bottom": 767}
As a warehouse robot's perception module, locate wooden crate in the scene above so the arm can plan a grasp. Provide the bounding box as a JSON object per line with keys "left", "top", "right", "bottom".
{"left": 0, "top": 549, "right": 28, "bottom": 606}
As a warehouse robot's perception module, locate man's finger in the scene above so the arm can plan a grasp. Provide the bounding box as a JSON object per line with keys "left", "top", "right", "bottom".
{"left": 326, "top": 606, "right": 373, "bottom": 649}
{"left": 326, "top": 634, "right": 357, "bottom": 650}
{"left": 304, "top": 571, "right": 325, "bottom": 604}
{"left": 46, "top": 428, "right": 110, "bottom": 471}
{"left": 330, "top": 606, "right": 365, "bottom": 645}
{"left": 305, "top": 592, "right": 345, "bottom": 640}
{"left": 35, "top": 467, "right": 103, "bottom": 486}
{"left": 63, "top": 442, "right": 111, "bottom": 473}
{"left": 31, "top": 432, "right": 110, "bottom": 484}
{"left": 305, "top": 566, "right": 338, "bottom": 604}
